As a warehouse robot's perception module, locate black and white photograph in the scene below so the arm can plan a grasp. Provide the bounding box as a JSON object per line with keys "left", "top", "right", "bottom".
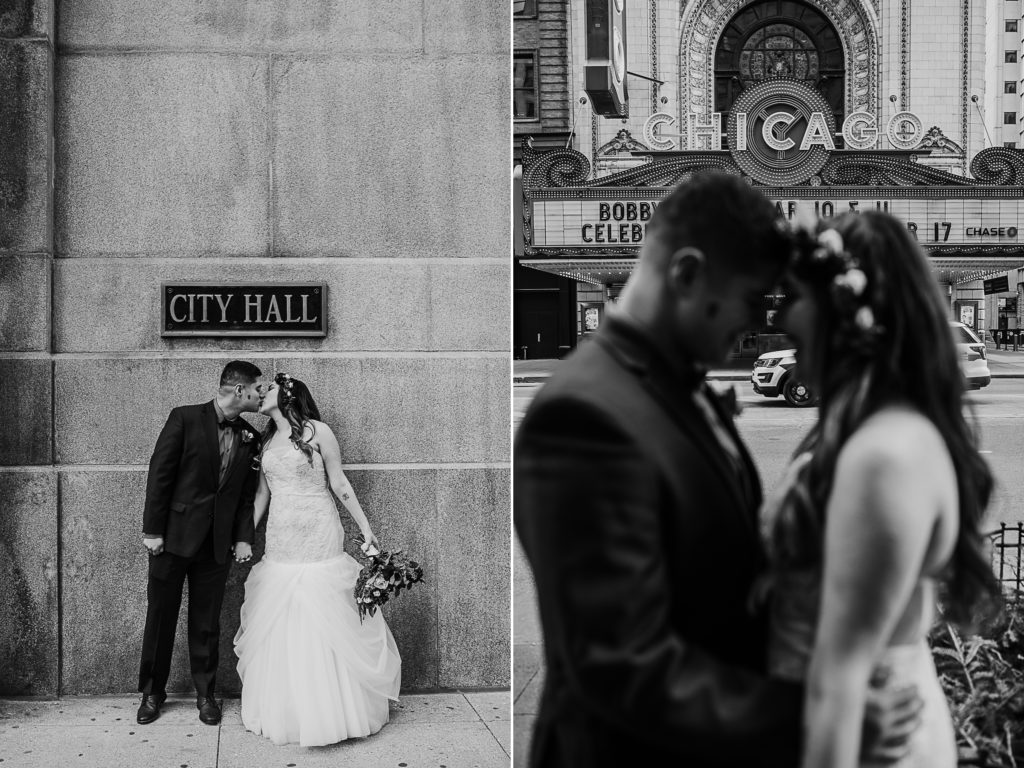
{"left": 0, "top": 2, "right": 510, "bottom": 766}
{"left": 514, "top": 1, "right": 1024, "bottom": 767}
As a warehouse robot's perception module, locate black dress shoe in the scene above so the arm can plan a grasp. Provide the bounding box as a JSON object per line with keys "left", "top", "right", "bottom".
{"left": 197, "top": 696, "right": 221, "bottom": 725}
{"left": 136, "top": 692, "right": 166, "bottom": 724}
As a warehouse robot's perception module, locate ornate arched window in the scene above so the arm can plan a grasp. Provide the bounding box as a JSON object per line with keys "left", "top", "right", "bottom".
{"left": 715, "top": 1, "right": 845, "bottom": 142}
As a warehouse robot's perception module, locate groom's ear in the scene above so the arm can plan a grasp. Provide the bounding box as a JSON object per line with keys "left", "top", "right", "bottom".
{"left": 667, "top": 247, "right": 707, "bottom": 297}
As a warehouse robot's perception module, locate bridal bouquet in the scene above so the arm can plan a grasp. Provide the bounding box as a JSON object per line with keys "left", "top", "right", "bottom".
{"left": 354, "top": 539, "right": 425, "bottom": 622}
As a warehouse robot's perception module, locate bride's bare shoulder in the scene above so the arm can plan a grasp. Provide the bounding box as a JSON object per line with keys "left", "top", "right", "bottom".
{"left": 836, "top": 406, "right": 953, "bottom": 494}
{"left": 303, "top": 419, "right": 337, "bottom": 446}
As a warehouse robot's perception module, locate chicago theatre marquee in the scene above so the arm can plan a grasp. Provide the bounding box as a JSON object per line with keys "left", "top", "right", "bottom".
{"left": 515, "top": 0, "right": 1024, "bottom": 359}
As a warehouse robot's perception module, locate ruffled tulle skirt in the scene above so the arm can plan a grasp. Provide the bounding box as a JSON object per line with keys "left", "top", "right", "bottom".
{"left": 234, "top": 553, "right": 402, "bottom": 746}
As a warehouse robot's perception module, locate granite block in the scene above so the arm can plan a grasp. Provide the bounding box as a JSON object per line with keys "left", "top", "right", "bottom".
{"left": 255, "top": 356, "right": 510, "bottom": 464}
{"left": 53, "top": 258, "right": 509, "bottom": 353}
{"left": 60, "top": 470, "right": 204, "bottom": 694}
{"left": 55, "top": 55, "right": 269, "bottom": 257}
{"left": 55, "top": 356, "right": 507, "bottom": 465}
{"left": 0, "top": 0, "right": 53, "bottom": 38}
{"left": 425, "top": 0, "right": 509, "bottom": 54}
{"left": 0, "top": 358, "right": 52, "bottom": 465}
{"left": 273, "top": 55, "right": 509, "bottom": 260}
{"left": 0, "top": 254, "right": 49, "bottom": 351}
{"left": 437, "top": 468, "right": 511, "bottom": 688}
{"left": 53, "top": 357, "right": 256, "bottom": 466}
{"left": 0, "top": 469, "right": 58, "bottom": 695}
{"left": 342, "top": 469, "right": 440, "bottom": 690}
{"left": 58, "top": 0, "right": 423, "bottom": 53}
{"left": 0, "top": 40, "right": 52, "bottom": 253}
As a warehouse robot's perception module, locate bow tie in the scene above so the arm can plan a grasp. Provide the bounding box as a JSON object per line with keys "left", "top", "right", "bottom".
{"left": 220, "top": 419, "right": 242, "bottom": 431}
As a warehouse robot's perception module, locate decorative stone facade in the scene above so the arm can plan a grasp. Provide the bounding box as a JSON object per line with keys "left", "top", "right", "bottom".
{"left": 1, "top": 0, "right": 510, "bottom": 696}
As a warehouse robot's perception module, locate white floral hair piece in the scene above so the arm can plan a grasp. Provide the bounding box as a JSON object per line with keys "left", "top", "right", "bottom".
{"left": 275, "top": 372, "right": 296, "bottom": 407}
{"left": 787, "top": 213, "right": 882, "bottom": 337}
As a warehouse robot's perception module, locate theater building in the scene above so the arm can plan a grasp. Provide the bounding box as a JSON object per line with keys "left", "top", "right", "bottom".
{"left": 515, "top": 0, "right": 1024, "bottom": 358}
{"left": 0, "top": 2, "right": 509, "bottom": 696}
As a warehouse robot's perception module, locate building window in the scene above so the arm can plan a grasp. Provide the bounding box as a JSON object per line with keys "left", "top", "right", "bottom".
{"left": 1006, "top": 142, "right": 1018, "bottom": 148}
{"left": 1008, "top": 20, "right": 1019, "bottom": 32}
{"left": 715, "top": 1, "right": 845, "bottom": 139}
{"left": 513, "top": 0, "right": 537, "bottom": 16}
{"left": 1007, "top": 50, "right": 1018, "bottom": 63}
{"left": 1007, "top": 81, "right": 1018, "bottom": 94}
{"left": 1005, "top": 112, "right": 1017, "bottom": 125}
{"left": 514, "top": 52, "right": 539, "bottom": 120}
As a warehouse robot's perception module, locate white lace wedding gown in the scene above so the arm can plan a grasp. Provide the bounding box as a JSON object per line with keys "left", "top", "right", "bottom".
{"left": 234, "top": 439, "right": 401, "bottom": 746}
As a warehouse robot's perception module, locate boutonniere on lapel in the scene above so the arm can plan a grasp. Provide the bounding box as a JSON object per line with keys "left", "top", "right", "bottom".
{"left": 239, "top": 429, "right": 255, "bottom": 445}
{"left": 713, "top": 384, "right": 744, "bottom": 419}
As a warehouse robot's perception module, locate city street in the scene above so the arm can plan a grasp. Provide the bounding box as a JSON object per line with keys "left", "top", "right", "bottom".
{"left": 515, "top": 377, "right": 1024, "bottom": 523}
{"left": 512, "top": 375, "right": 1024, "bottom": 766}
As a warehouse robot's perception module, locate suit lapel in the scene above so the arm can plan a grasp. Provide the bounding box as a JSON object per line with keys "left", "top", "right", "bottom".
{"left": 595, "top": 314, "right": 760, "bottom": 540}
{"left": 201, "top": 401, "right": 221, "bottom": 489}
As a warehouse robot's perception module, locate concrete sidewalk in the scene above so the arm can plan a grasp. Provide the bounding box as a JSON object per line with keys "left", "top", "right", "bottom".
{"left": 0, "top": 690, "right": 510, "bottom": 768}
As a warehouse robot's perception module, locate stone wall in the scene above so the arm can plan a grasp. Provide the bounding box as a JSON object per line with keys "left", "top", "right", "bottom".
{"left": 0, "top": 0, "right": 510, "bottom": 696}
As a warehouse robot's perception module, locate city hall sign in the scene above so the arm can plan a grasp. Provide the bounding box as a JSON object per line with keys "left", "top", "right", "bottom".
{"left": 643, "top": 78, "right": 923, "bottom": 186}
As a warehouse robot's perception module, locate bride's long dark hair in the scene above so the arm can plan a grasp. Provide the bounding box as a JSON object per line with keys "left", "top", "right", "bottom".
{"left": 775, "top": 211, "right": 1000, "bottom": 628}
{"left": 262, "top": 373, "right": 322, "bottom": 466}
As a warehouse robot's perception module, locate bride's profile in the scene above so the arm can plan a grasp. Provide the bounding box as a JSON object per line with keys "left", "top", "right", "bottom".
{"left": 233, "top": 372, "right": 401, "bottom": 747}
{"left": 765, "top": 210, "right": 1002, "bottom": 768}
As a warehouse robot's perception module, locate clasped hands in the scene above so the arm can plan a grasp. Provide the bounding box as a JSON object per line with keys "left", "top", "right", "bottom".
{"left": 141, "top": 536, "right": 254, "bottom": 564}
{"left": 232, "top": 542, "right": 254, "bottom": 564}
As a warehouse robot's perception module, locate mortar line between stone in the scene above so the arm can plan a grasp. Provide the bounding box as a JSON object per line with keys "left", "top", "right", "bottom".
{"left": 14, "top": 462, "right": 510, "bottom": 471}
{"left": 0, "top": 350, "right": 510, "bottom": 360}
{"left": 267, "top": 53, "right": 275, "bottom": 260}
{"left": 56, "top": 459, "right": 63, "bottom": 697}
{"left": 56, "top": 47, "right": 453, "bottom": 59}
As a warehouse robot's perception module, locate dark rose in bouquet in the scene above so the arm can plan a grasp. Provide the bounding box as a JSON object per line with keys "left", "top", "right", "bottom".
{"left": 354, "top": 538, "right": 425, "bottom": 622}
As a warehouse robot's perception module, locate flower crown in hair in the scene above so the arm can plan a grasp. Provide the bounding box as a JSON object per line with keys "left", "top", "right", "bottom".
{"left": 275, "top": 372, "right": 296, "bottom": 408}
{"left": 788, "top": 211, "right": 882, "bottom": 336}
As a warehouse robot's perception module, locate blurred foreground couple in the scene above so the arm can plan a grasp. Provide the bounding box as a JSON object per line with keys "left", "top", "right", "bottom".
{"left": 515, "top": 172, "right": 1001, "bottom": 768}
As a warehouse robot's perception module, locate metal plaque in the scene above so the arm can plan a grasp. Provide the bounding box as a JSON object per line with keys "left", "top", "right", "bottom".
{"left": 161, "top": 283, "right": 327, "bottom": 337}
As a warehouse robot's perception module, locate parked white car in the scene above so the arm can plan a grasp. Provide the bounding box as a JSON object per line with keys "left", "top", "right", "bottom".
{"left": 750, "top": 349, "right": 815, "bottom": 407}
{"left": 951, "top": 321, "right": 992, "bottom": 390}
{"left": 751, "top": 321, "right": 991, "bottom": 407}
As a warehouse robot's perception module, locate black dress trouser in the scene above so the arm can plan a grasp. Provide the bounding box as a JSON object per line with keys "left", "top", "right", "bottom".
{"left": 138, "top": 528, "right": 232, "bottom": 698}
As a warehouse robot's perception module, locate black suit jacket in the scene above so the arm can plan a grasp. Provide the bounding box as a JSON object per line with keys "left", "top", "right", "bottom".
{"left": 143, "top": 400, "right": 259, "bottom": 564}
{"left": 514, "top": 312, "right": 802, "bottom": 768}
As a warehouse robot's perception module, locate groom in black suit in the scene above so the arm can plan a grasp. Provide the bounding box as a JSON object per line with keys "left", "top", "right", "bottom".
{"left": 137, "top": 360, "right": 265, "bottom": 725}
{"left": 514, "top": 173, "right": 916, "bottom": 767}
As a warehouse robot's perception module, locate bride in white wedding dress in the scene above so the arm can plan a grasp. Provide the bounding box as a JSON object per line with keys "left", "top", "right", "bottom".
{"left": 233, "top": 372, "right": 401, "bottom": 747}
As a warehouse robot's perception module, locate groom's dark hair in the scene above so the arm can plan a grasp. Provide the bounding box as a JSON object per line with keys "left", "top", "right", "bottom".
{"left": 645, "top": 171, "right": 790, "bottom": 279}
{"left": 220, "top": 360, "right": 262, "bottom": 387}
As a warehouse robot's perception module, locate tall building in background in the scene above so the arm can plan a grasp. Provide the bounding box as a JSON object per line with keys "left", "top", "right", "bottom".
{"left": 516, "top": 0, "right": 1024, "bottom": 358}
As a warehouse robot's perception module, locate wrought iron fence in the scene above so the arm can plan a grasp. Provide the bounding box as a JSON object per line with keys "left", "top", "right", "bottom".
{"left": 990, "top": 522, "right": 1024, "bottom": 593}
